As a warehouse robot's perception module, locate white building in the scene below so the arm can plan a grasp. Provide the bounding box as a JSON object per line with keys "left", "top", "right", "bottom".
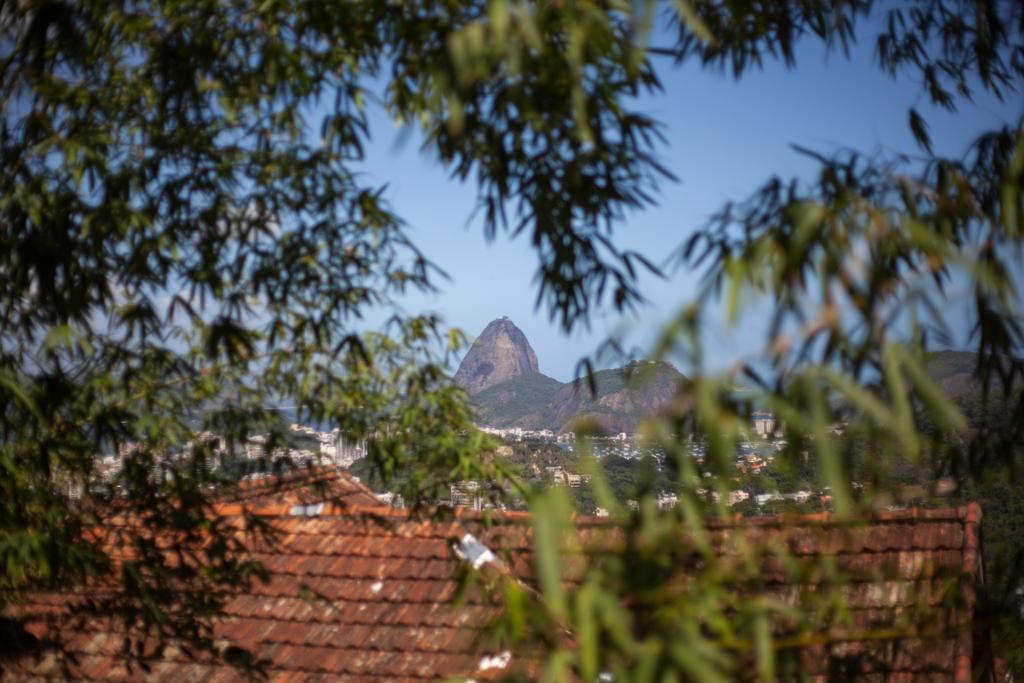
{"left": 244, "top": 435, "right": 266, "bottom": 460}
{"left": 755, "top": 490, "right": 813, "bottom": 506}
{"left": 752, "top": 412, "right": 779, "bottom": 438}
{"left": 728, "top": 490, "right": 750, "bottom": 505}
{"left": 565, "top": 473, "right": 590, "bottom": 488}
{"left": 450, "top": 480, "right": 483, "bottom": 510}
{"left": 375, "top": 491, "right": 406, "bottom": 508}
{"left": 317, "top": 429, "right": 366, "bottom": 468}
{"left": 545, "top": 466, "right": 567, "bottom": 486}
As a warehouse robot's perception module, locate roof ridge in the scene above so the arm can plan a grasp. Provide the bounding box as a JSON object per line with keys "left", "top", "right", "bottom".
{"left": 214, "top": 500, "right": 972, "bottom": 527}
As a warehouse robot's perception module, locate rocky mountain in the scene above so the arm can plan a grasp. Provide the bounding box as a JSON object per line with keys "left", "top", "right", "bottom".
{"left": 456, "top": 318, "right": 685, "bottom": 433}
{"left": 454, "top": 317, "right": 540, "bottom": 395}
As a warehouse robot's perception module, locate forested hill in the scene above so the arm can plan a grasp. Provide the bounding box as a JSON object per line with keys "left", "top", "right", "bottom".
{"left": 924, "top": 350, "right": 1021, "bottom": 399}
{"left": 470, "top": 372, "right": 565, "bottom": 429}
{"left": 466, "top": 345, "right": 1004, "bottom": 434}
{"left": 468, "top": 359, "right": 685, "bottom": 433}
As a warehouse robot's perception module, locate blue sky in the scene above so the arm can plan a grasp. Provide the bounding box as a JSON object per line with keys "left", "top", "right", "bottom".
{"left": 353, "top": 26, "right": 1019, "bottom": 381}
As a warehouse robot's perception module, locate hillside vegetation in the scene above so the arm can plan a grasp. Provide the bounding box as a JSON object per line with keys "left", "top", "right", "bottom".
{"left": 470, "top": 361, "right": 685, "bottom": 433}
{"left": 470, "top": 373, "right": 564, "bottom": 428}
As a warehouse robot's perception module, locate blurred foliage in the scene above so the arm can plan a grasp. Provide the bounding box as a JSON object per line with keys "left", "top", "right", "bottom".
{"left": 1, "top": 0, "right": 1023, "bottom": 679}
{"left": 0, "top": 0, "right": 510, "bottom": 666}
{"left": 487, "top": 0, "right": 1023, "bottom": 680}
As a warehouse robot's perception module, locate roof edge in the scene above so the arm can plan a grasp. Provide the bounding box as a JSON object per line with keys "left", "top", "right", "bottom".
{"left": 213, "top": 500, "right": 979, "bottom": 529}
{"left": 955, "top": 500, "right": 984, "bottom": 683}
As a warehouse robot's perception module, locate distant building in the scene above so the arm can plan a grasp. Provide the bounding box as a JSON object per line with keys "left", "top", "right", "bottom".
{"left": 318, "top": 429, "right": 366, "bottom": 468}
{"left": 737, "top": 452, "right": 767, "bottom": 474}
{"left": 657, "top": 492, "right": 678, "bottom": 510}
{"left": 752, "top": 411, "right": 780, "bottom": 438}
{"left": 244, "top": 435, "right": 266, "bottom": 460}
{"left": 545, "top": 466, "right": 567, "bottom": 486}
{"left": 542, "top": 467, "right": 589, "bottom": 488}
{"left": 565, "top": 473, "right": 589, "bottom": 488}
{"left": 709, "top": 489, "right": 750, "bottom": 506}
{"left": 755, "top": 490, "right": 813, "bottom": 506}
{"left": 728, "top": 490, "right": 750, "bottom": 505}
{"left": 450, "top": 480, "right": 483, "bottom": 510}
{"left": 375, "top": 491, "right": 406, "bottom": 509}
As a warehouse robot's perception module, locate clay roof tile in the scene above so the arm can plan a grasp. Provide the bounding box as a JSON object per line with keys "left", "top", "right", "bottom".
{"left": 1, "top": 487, "right": 990, "bottom": 682}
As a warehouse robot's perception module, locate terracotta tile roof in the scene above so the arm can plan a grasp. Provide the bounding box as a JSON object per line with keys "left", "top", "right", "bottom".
{"left": 216, "top": 466, "right": 383, "bottom": 510}
{"left": 0, "top": 495, "right": 991, "bottom": 682}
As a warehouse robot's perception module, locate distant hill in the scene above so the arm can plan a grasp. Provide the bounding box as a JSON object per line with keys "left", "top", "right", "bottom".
{"left": 456, "top": 318, "right": 686, "bottom": 433}
{"left": 924, "top": 351, "right": 981, "bottom": 399}
{"left": 546, "top": 361, "right": 686, "bottom": 434}
{"left": 461, "top": 328, "right": 1014, "bottom": 432}
{"left": 923, "top": 350, "right": 1022, "bottom": 399}
{"left": 470, "top": 372, "right": 564, "bottom": 429}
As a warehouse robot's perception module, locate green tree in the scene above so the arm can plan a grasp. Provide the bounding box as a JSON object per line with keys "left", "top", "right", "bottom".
{"left": 2, "top": 0, "right": 1023, "bottom": 678}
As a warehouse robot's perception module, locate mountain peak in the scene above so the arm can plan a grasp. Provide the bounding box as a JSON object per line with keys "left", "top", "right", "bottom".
{"left": 454, "top": 318, "right": 539, "bottom": 395}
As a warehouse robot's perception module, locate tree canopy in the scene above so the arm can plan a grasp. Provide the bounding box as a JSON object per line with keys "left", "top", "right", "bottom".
{"left": 1, "top": 0, "right": 1022, "bottom": 678}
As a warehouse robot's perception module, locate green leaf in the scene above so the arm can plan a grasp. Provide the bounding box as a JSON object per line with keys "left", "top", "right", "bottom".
{"left": 532, "top": 488, "right": 571, "bottom": 623}
{"left": 754, "top": 612, "right": 774, "bottom": 681}
{"left": 576, "top": 580, "right": 599, "bottom": 681}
